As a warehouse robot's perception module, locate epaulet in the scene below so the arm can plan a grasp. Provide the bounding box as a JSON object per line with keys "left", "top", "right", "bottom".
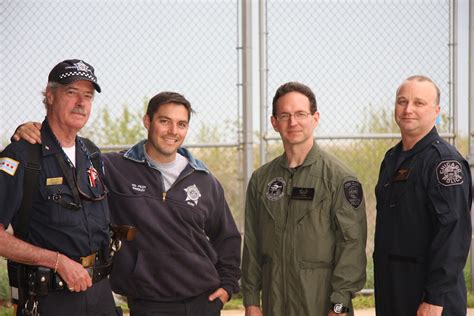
{"left": 431, "top": 139, "right": 456, "bottom": 160}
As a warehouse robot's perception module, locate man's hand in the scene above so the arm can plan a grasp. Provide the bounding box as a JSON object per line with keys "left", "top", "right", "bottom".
{"left": 12, "top": 122, "right": 42, "bottom": 144}
{"left": 245, "top": 305, "right": 263, "bottom": 316}
{"left": 417, "top": 302, "right": 443, "bottom": 316}
{"left": 208, "top": 287, "right": 230, "bottom": 305}
{"left": 55, "top": 254, "right": 92, "bottom": 292}
{"left": 328, "top": 312, "right": 347, "bottom": 316}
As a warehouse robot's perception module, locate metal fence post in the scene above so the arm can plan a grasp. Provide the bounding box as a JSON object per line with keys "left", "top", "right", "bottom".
{"left": 242, "top": 0, "right": 253, "bottom": 192}
{"left": 467, "top": 0, "right": 474, "bottom": 293}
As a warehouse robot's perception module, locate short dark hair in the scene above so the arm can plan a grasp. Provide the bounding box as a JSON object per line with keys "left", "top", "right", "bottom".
{"left": 272, "top": 82, "right": 317, "bottom": 116}
{"left": 146, "top": 91, "right": 194, "bottom": 121}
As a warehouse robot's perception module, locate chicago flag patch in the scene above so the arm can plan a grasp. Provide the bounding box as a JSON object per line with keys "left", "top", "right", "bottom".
{"left": 0, "top": 157, "right": 19, "bottom": 176}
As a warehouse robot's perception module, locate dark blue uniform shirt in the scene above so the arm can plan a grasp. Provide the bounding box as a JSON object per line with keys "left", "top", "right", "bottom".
{"left": 0, "top": 119, "right": 110, "bottom": 258}
{"left": 374, "top": 127, "right": 472, "bottom": 316}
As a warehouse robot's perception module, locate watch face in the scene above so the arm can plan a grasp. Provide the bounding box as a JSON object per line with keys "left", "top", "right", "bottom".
{"left": 333, "top": 303, "right": 343, "bottom": 313}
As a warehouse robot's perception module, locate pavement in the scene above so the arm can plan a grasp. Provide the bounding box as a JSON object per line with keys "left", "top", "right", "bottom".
{"left": 222, "top": 308, "right": 474, "bottom": 316}
{"left": 222, "top": 309, "right": 376, "bottom": 316}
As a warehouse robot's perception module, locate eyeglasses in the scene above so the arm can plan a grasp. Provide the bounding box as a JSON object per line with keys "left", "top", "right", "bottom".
{"left": 275, "top": 111, "right": 312, "bottom": 122}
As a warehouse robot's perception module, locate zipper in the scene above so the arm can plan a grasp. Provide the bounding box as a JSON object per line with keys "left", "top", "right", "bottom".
{"left": 160, "top": 169, "right": 195, "bottom": 202}
{"left": 282, "top": 170, "right": 294, "bottom": 314}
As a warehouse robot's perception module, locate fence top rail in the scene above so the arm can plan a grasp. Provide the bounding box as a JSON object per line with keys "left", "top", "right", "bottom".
{"left": 264, "top": 133, "right": 456, "bottom": 141}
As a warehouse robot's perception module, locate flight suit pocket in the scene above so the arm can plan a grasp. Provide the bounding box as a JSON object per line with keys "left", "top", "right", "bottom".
{"left": 295, "top": 200, "right": 334, "bottom": 263}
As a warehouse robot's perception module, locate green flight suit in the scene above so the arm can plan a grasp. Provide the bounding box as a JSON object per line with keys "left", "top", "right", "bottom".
{"left": 242, "top": 143, "right": 367, "bottom": 316}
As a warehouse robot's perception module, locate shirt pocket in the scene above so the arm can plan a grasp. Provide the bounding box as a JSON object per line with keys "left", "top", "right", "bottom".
{"left": 38, "top": 183, "right": 83, "bottom": 226}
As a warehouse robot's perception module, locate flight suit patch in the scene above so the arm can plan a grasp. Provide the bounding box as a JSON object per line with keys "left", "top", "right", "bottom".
{"left": 436, "top": 160, "right": 464, "bottom": 186}
{"left": 343, "top": 180, "right": 363, "bottom": 208}
{"left": 266, "top": 177, "right": 286, "bottom": 201}
{"left": 291, "top": 187, "right": 314, "bottom": 200}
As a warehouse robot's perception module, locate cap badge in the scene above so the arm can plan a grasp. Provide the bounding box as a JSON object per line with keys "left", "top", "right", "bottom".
{"left": 74, "top": 61, "right": 90, "bottom": 73}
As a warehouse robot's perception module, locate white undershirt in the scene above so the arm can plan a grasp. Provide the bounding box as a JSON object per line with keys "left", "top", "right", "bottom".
{"left": 145, "top": 149, "right": 189, "bottom": 191}
{"left": 63, "top": 145, "right": 76, "bottom": 166}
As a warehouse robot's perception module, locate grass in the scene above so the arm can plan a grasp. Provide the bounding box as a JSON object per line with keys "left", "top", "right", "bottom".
{"left": 0, "top": 254, "right": 473, "bottom": 312}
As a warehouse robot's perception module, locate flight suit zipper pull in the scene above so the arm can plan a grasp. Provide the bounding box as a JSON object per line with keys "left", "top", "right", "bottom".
{"left": 162, "top": 192, "right": 167, "bottom": 201}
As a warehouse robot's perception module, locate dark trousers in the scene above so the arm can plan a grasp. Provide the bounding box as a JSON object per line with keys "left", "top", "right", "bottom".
{"left": 29, "top": 278, "right": 118, "bottom": 316}
{"left": 128, "top": 291, "right": 223, "bottom": 316}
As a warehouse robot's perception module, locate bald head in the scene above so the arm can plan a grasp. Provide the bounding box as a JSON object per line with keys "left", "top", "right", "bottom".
{"left": 396, "top": 75, "right": 440, "bottom": 106}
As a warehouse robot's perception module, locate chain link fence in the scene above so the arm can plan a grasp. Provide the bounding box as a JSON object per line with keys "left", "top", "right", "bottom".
{"left": 1, "top": 0, "right": 458, "bottom": 295}
{"left": 0, "top": 0, "right": 240, "bottom": 147}
{"left": 263, "top": 0, "right": 454, "bottom": 263}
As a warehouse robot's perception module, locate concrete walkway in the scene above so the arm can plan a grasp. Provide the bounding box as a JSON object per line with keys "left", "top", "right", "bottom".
{"left": 222, "top": 309, "right": 376, "bottom": 316}
{"left": 222, "top": 308, "right": 474, "bottom": 316}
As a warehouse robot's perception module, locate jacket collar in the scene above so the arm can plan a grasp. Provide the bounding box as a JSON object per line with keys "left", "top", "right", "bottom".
{"left": 279, "top": 141, "right": 322, "bottom": 169}
{"left": 123, "top": 140, "right": 209, "bottom": 173}
{"left": 389, "top": 126, "right": 439, "bottom": 160}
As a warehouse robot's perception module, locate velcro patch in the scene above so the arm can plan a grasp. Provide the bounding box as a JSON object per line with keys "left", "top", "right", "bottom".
{"left": 436, "top": 160, "right": 464, "bottom": 186}
{"left": 0, "top": 157, "right": 19, "bottom": 176}
{"left": 343, "top": 180, "right": 363, "bottom": 208}
{"left": 266, "top": 177, "right": 286, "bottom": 201}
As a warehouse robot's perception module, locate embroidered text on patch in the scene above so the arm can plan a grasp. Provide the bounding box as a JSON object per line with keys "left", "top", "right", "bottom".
{"left": 266, "top": 177, "right": 286, "bottom": 201}
{"left": 437, "top": 160, "right": 463, "bottom": 186}
{"left": 0, "top": 157, "right": 19, "bottom": 176}
{"left": 131, "top": 184, "right": 147, "bottom": 192}
{"left": 184, "top": 184, "right": 201, "bottom": 206}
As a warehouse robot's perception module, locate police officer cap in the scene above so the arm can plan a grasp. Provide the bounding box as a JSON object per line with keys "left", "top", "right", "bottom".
{"left": 48, "top": 59, "right": 101, "bottom": 93}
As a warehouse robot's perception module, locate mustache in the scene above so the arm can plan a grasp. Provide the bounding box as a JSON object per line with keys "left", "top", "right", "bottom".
{"left": 71, "top": 107, "right": 87, "bottom": 115}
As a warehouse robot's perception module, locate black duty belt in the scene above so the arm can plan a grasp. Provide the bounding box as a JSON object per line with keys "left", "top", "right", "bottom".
{"left": 30, "top": 260, "right": 112, "bottom": 294}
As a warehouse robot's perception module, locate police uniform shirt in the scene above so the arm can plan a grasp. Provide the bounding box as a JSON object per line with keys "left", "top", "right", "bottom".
{"left": 374, "top": 127, "right": 472, "bottom": 314}
{"left": 0, "top": 119, "right": 110, "bottom": 258}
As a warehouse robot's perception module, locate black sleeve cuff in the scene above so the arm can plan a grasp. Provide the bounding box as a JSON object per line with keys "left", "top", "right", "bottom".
{"left": 423, "top": 291, "right": 445, "bottom": 307}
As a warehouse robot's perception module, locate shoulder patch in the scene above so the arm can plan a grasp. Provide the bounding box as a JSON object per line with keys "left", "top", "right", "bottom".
{"left": 343, "top": 180, "right": 363, "bottom": 208}
{"left": 266, "top": 177, "right": 286, "bottom": 201}
{"left": 436, "top": 160, "right": 464, "bottom": 186}
{"left": 0, "top": 157, "right": 19, "bottom": 176}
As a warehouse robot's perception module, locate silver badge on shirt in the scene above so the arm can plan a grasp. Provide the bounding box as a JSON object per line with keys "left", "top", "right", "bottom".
{"left": 185, "top": 184, "right": 202, "bottom": 206}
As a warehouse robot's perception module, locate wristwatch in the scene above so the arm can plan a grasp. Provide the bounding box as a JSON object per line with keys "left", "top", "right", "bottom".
{"left": 331, "top": 303, "right": 350, "bottom": 314}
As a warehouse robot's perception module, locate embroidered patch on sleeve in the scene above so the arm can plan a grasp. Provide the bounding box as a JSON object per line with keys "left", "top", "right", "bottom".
{"left": 343, "top": 180, "right": 363, "bottom": 208}
{"left": 436, "top": 160, "right": 464, "bottom": 186}
{"left": 0, "top": 157, "right": 19, "bottom": 176}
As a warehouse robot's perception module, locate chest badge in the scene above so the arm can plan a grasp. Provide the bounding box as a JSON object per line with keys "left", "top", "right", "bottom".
{"left": 266, "top": 177, "right": 286, "bottom": 201}
{"left": 184, "top": 184, "right": 201, "bottom": 206}
{"left": 437, "top": 160, "right": 464, "bottom": 186}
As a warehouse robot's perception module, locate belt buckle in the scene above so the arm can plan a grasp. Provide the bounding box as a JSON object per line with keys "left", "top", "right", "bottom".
{"left": 80, "top": 253, "right": 96, "bottom": 268}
